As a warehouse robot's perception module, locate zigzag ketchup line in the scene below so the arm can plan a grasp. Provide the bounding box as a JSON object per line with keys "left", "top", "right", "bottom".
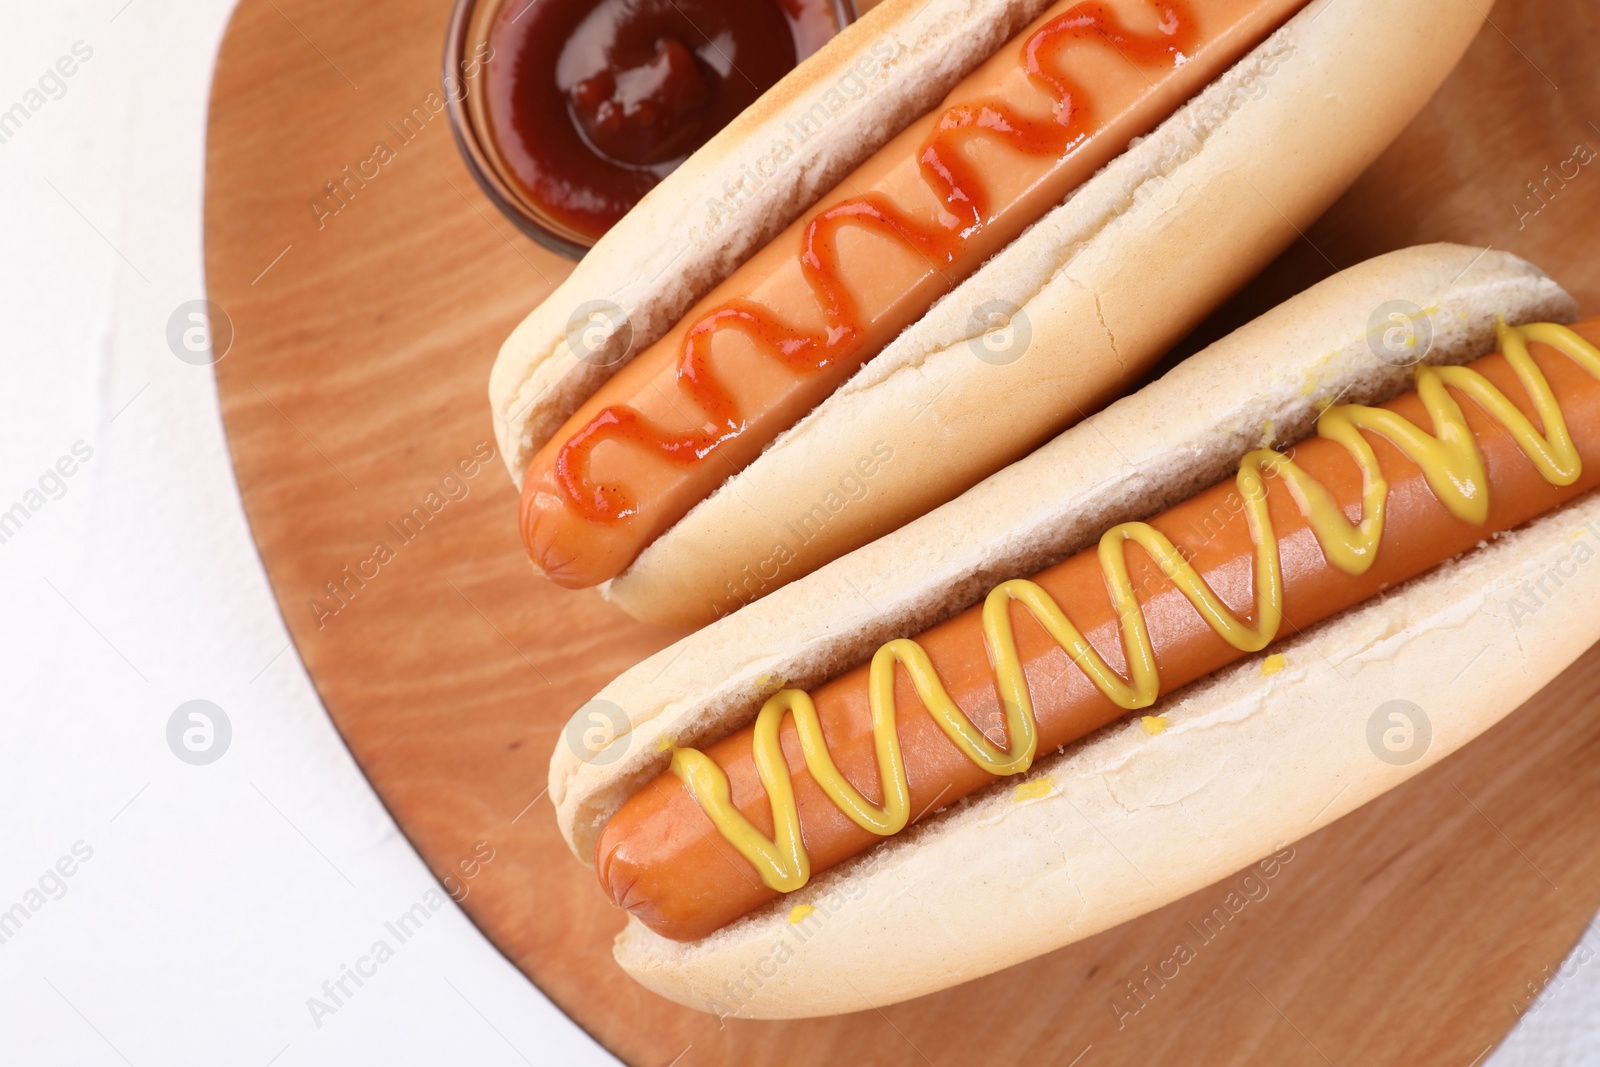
{"left": 666, "top": 321, "right": 1600, "bottom": 894}
{"left": 552, "top": 2, "right": 1200, "bottom": 524}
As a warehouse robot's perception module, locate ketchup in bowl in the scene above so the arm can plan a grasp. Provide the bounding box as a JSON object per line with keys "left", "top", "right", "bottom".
{"left": 446, "top": 0, "right": 851, "bottom": 256}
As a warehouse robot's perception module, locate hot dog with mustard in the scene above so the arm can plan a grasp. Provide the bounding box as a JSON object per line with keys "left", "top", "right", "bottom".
{"left": 550, "top": 245, "right": 1600, "bottom": 1017}
{"left": 600, "top": 314, "right": 1600, "bottom": 941}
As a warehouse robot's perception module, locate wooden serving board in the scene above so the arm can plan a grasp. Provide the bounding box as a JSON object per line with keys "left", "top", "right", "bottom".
{"left": 204, "top": 2, "right": 1600, "bottom": 1063}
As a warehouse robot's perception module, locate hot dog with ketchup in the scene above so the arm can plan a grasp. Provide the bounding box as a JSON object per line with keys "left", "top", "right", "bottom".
{"left": 492, "top": 0, "right": 1489, "bottom": 627}
{"left": 550, "top": 246, "right": 1600, "bottom": 1017}
{"left": 518, "top": 0, "right": 1303, "bottom": 585}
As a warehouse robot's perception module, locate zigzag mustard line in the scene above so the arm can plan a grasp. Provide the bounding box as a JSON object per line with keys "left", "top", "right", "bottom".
{"left": 668, "top": 321, "right": 1600, "bottom": 894}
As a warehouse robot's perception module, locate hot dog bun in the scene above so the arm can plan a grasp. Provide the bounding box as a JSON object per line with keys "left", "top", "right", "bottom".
{"left": 492, "top": 0, "right": 1489, "bottom": 629}
{"left": 551, "top": 244, "right": 1586, "bottom": 1016}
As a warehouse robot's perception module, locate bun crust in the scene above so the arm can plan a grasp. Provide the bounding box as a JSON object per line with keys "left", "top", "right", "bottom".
{"left": 607, "top": 0, "right": 1492, "bottom": 627}
{"left": 548, "top": 245, "right": 1587, "bottom": 1014}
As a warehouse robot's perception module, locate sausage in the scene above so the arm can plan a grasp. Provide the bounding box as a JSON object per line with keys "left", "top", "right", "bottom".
{"left": 519, "top": 0, "right": 1308, "bottom": 587}
{"left": 594, "top": 319, "right": 1600, "bottom": 941}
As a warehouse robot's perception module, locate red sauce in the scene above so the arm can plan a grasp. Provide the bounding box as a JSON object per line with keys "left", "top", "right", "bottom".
{"left": 484, "top": 0, "right": 842, "bottom": 241}
{"left": 553, "top": 2, "right": 1199, "bottom": 524}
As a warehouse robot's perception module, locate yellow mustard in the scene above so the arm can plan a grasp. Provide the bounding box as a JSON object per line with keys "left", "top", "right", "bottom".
{"left": 668, "top": 322, "right": 1600, "bottom": 894}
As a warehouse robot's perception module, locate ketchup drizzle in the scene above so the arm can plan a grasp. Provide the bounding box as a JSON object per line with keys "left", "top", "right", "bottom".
{"left": 553, "top": 2, "right": 1198, "bottom": 524}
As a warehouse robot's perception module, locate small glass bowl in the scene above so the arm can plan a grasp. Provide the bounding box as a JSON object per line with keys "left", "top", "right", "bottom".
{"left": 443, "top": 0, "right": 591, "bottom": 260}
{"left": 442, "top": 0, "right": 857, "bottom": 261}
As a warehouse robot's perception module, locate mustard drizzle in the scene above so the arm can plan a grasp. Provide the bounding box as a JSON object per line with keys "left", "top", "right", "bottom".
{"left": 668, "top": 321, "right": 1600, "bottom": 894}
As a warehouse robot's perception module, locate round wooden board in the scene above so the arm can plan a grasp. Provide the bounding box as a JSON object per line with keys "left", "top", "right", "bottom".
{"left": 204, "top": 2, "right": 1600, "bottom": 1063}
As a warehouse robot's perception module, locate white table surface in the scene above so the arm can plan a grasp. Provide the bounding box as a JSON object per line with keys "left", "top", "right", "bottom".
{"left": 0, "top": 2, "right": 1592, "bottom": 1064}
{"left": 0, "top": 1, "right": 613, "bottom": 1063}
